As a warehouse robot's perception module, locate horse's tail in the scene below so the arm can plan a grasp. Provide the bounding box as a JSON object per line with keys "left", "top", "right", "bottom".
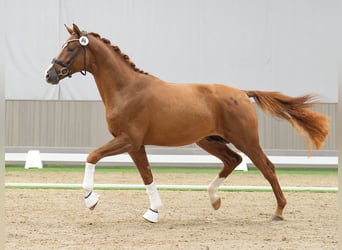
{"left": 245, "top": 90, "right": 329, "bottom": 152}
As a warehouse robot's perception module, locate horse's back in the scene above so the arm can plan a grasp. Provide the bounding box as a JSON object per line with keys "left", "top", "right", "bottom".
{"left": 147, "top": 80, "right": 256, "bottom": 124}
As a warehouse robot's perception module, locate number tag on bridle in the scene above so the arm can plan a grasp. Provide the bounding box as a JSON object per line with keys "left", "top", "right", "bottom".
{"left": 79, "top": 36, "right": 89, "bottom": 46}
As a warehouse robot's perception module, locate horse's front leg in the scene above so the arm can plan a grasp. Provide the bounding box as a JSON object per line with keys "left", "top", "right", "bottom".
{"left": 129, "top": 146, "right": 162, "bottom": 223}
{"left": 82, "top": 134, "right": 134, "bottom": 210}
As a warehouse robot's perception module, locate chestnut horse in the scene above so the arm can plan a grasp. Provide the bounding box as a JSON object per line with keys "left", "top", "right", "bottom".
{"left": 46, "top": 24, "right": 329, "bottom": 223}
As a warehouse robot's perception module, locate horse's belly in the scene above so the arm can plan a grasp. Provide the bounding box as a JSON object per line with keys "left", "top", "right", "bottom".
{"left": 144, "top": 135, "right": 206, "bottom": 147}
{"left": 145, "top": 135, "right": 204, "bottom": 147}
{"left": 143, "top": 116, "right": 215, "bottom": 146}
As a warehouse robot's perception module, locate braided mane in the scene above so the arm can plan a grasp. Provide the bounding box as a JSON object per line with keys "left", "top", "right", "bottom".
{"left": 90, "top": 32, "right": 148, "bottom": 75}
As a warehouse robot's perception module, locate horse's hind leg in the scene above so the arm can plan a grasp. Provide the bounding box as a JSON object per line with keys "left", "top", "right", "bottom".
{"left": 241, "top": 144, "right": 287, "bottom": 220}
{"left": 129, "top": 146, "right": 162, "bottom": 223}
{"left": 196, "top": 137, "right": 242, "bottom": 210}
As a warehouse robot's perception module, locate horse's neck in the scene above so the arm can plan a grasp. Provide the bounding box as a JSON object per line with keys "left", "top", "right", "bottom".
{"left": 89, "top": 47, "right": 138, "bottom": 106}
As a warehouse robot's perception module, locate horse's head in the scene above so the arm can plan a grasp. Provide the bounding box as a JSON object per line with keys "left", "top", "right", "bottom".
{"left": 45, "top": 24, "right": 90, "bottom": 84}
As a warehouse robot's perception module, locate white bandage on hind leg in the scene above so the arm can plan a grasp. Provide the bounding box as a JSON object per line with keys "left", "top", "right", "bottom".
{"left": 208, "top": 175, "right": 225, "bottom": 203}
{"left": 145, "top": 182, "right": 162, "bottom": 211}
{"left": 82, "top": 162, "right": 96, "bottom": 191}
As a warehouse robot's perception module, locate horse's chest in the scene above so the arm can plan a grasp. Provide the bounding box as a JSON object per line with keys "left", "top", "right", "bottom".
{"left": 104, "top": 105, "right": 141, "bottom": 135}
{"left": 104, "top": 108, "right": 123, "bottom": 133}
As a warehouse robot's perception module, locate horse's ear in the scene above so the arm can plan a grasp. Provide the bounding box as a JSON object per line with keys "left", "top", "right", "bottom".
{"left": 72, "top": 23, "right": 82, "bottom": 37}
{"left": 64, "top": 24, "right": 73, "bottom": 35}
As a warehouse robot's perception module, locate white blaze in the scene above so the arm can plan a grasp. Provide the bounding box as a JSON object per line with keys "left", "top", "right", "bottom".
{"left": 45, "top": 64, "right": 54, "bottom": 75}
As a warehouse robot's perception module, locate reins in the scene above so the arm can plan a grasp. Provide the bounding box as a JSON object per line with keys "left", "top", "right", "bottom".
{"left": 52, "top": 31, "right": 89, "bottom": 78}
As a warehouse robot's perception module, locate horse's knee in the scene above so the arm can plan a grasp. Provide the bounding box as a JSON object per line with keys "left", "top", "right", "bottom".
{"left": 86, "top": 150, "right": 101, "bottom": 164}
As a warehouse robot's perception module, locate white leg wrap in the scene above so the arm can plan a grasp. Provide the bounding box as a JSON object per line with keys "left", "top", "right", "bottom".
{"left": 143, "top": 209, "right": 159, "bottom": 223}
{"left": 82, "top": 162, "right": 96, "bottom": 191}
{"left": 84, "top": 191, "right": 99, "bottom": 209}
{"left": 145, "top": 182, "right": 162, "bottom": 210}
{"left": 143, "top": 182, "right": 162, "bottom": 223}
{"left": 208, "top": 175, "right": 225, "bottom": 203}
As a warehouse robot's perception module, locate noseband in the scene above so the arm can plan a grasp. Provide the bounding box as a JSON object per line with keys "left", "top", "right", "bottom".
{"left": 52, "top": 31, "right": 89, "bottom": 78}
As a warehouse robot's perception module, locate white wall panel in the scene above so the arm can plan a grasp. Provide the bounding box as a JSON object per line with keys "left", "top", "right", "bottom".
{"left": 4, "top": 0, "right": 338, "bottom": 102}
{"left": 5, "top": 0, "right": 60, "bottom": 99}
{"left": 270, "top": 0, "right": 338, "bottom": 101}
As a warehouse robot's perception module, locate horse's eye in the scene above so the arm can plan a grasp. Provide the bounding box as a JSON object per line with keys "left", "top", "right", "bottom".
{"left": 67, "top": 47, "right": 74, "bottom": 52}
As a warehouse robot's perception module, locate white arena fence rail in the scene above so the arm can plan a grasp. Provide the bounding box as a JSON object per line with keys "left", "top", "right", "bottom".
{"left": 5, "top": 183, "right": 337, "bottom": 193}
{"left": 5, "top": 152, "right": 337, "bottom": 193}
{"left": 5, "top": 151, "right": 338, "bottom": 170}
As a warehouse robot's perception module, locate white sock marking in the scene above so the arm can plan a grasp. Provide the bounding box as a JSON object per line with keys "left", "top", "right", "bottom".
{"left": 82, "top": 162, "right": 96, "bottom": 191}
{"left": 208, "top": 175, "right": 225, "bottom": 203}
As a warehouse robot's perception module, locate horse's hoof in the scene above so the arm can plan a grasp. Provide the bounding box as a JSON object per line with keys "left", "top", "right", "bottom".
{"left": 211, "top": 197, "right": 221, "bottom": 210}
{"left": 89, "top": 202, "right": 98, "bottom": 210}
{"left": 272, "top": 215, "right": 284, "bottom": 221}
{"left": 84, "top": 191, "right": 99, "bottom": 210}
{"left": 143, "top": 208, "right": 159, "bottom": 223}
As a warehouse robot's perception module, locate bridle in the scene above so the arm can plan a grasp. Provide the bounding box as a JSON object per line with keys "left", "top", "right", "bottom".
{"left": 52, "top": 31, "right": 89, "bottom": 78}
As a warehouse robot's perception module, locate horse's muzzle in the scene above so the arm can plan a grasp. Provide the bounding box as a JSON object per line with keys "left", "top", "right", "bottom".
{"left": 45, "top": 64, "right": 60, "bottom": 85}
